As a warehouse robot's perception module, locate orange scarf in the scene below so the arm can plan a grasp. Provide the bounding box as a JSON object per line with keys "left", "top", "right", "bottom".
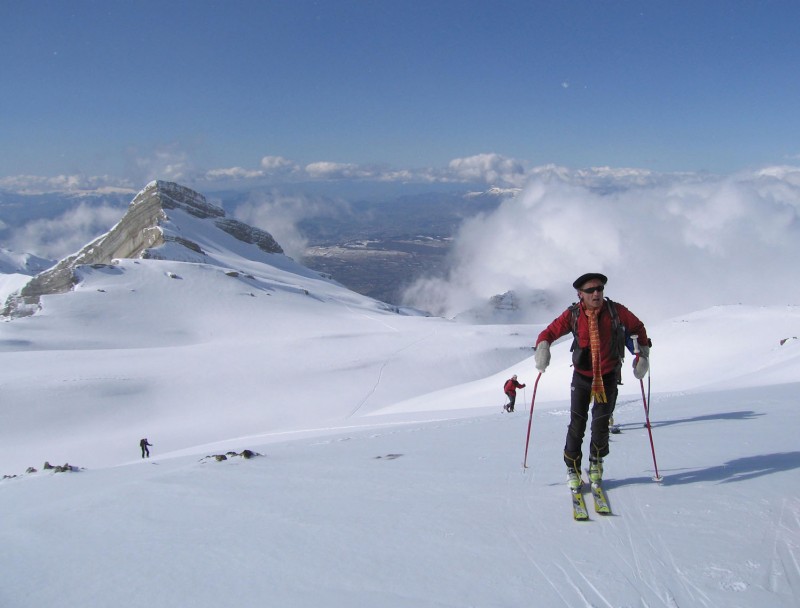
{"left": 586, "top": 307, "right": 607, "bottom": 403}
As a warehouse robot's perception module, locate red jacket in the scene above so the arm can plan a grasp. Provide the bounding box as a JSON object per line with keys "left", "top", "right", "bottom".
{"left": 536, "top": 300, "right": 648, "bottom": 378}
{"left": 504, "top": 378, "right": 525, "bottom": 394}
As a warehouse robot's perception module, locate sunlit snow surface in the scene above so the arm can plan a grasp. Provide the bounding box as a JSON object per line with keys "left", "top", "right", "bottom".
{"left": 1, "top": 245, "right": 799, "bottom": 607}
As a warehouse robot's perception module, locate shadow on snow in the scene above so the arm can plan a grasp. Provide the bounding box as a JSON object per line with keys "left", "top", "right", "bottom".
{"left": 605, "top": 411, "right": 799, "bottom": 488}
{"left": 614, "top": 409, "right": 764, "bottom": 431}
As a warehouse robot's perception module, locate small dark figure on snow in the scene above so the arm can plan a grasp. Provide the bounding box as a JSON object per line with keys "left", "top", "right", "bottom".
{"left": 140, "top": 438, "right": 152, "bottom": 458}
{"left": 503, "top": 374, "right": 526, "bottom": 412}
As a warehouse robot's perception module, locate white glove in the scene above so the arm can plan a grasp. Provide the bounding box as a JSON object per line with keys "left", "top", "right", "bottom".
{"left": 633, "top": 344, "right": 650, "bottom": 379}
{"left": 534, "top": 341, "right": 550, "bottom": 372}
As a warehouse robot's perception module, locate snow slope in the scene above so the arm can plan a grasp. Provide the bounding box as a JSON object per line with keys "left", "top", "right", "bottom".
{"left": 1, "top": 231, "right": 799, "bottom": 606}
{"left": 0, "top": 247, "right": 53, "bottom": 303}
{"left": 0, "top": 253, "right": 533, "bottom": 473}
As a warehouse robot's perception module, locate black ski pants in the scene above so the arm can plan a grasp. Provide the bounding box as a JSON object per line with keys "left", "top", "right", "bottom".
{"left": 563, "top": 370, "right": 618, "bottom": 471}
{"left": 505, "top": 391, "right": 516, "bottom": 410}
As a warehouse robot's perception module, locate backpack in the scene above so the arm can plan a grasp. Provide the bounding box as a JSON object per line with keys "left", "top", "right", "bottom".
{"left": 568, "top": 298, "right": 628, "bottom": 371}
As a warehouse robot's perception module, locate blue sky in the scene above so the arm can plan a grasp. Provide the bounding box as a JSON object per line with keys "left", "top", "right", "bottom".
{"left": 2, "top": 0, "right": 800, "bottom": 191}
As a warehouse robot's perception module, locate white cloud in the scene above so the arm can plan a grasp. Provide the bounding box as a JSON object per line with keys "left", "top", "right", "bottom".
{"left": 204, "top": 167, "right": 265, "bottom": 180}
{"left": 446, "top": 154, "right": 529, "bottom": 187}
{"left": 261, "top": 156, "right": 300, "bottom": 174}
{"left": 303, "top": 161, "right": 443, "bottom": 183}
{"left": 0, "top": 174, "right": 134, "bottom": 194}
{"left": 402, "top": 166, "right": 800, "bottom": 321}
{"left": 232, "top": 191, "right": 349, "bottom": 261}
{"left": 304, "top": 161, "right": 374, "bottom": 180}
{"left": 1, "top": 152, "right": 622, "bottom": 194}
{"left": 204, "top": 158, "right": 418, "bottom": 184}
{"left": 755, "top": 165, "right": 800, "bottom": 186}
{"left": 7, "top": 203, "right": 125, "bottom": 259}
{"left": 127, "top": 143, "right": 195, "bottom": 185}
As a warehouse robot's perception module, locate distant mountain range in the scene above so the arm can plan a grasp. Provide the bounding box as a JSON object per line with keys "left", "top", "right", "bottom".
{"left": 0, "top": 183, "right": 514, "bottom": 307}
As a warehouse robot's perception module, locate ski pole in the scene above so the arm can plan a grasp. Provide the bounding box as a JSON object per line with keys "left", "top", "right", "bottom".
{"left": 522, "top": 372, "right": 542, "bottom": 469}
{"left": 632, "top": 335, "right": 662, "bottom": 482}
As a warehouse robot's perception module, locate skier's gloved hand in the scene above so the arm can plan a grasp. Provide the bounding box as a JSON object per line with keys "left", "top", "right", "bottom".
{"left": 633, "top": 344, "right": 650, "bottom": 379}
{"left": 534, "top": 341, "right": 550, "bottom": 372}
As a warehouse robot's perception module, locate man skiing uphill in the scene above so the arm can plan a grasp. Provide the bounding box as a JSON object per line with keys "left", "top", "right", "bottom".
{"left": 534, "top": 273, "right": 650, "bottom": 490}
{"left": 503, "top": 374, "right": 526, "bottom": 412}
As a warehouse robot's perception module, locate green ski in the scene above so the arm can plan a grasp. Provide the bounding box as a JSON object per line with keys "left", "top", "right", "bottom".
{"left": 571, "top": 487, "right": 589, "bottom": 520}
{"left": 590, "top": 483, "right": 611, "bottom": 515}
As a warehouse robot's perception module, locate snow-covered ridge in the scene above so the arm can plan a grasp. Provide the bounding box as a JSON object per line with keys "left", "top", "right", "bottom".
{"left": 0, "top": 248, "right": 53, "bottom": 275}
{"left": 1, "top": 181, "right": 284, "bottom": 317}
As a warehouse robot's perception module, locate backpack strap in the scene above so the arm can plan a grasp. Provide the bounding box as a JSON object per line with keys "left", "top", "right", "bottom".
{"left": 605, "top": 298, "right": 628, "bottom": 363}
{"left": 569, "top": 302, "right": 580, "bottom": 337}
{"left": 605, "top": 298, "right": 620, "bottom": 332}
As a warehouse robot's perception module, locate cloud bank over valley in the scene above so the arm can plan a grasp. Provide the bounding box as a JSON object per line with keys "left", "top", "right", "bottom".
{"left": 2, "top": 158, "right": 799, "bottom": 323}
{"left": 401, "top": 165, "right": 800, "bottom": 321}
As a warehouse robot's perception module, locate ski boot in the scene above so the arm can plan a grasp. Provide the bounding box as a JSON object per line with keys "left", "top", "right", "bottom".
{"left": 567, "top": 469, "right": 582, "bottom": 491}
{"left": 588, "top": 458, "right": 603, "bottom": 486}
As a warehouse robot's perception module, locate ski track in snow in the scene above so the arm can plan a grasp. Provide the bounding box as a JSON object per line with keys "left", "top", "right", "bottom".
{"left": 553, "top": 554, "right": 608, "bottom": 608}
{"left": 348, "top": 332, "right": 438, "bottom": 418}
{"left": 509, "top": 530, "right": 574, "bottom": 607}
{"left": 507, "top": 487, "right": 578, "bottom": 607}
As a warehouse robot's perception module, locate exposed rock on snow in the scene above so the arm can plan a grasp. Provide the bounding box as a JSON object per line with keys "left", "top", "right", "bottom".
{"left": 2, "top": 181, "right": 283, "bottom": 317}
{"left": 202, "top": 450, "right": 262, "bottom": 462}
{"left": 3, "top": 462, "right": 82, "bottom": 478}
{"left": 42, "top": 461, "right": 79, "bottom": 473}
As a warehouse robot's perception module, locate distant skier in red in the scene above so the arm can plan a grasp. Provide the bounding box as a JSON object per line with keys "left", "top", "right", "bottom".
{"left": 503, "top": 375, "right": 526, "bottom": 412}
{"left": 140, "top": 438, "right": 153, "bottom": 458}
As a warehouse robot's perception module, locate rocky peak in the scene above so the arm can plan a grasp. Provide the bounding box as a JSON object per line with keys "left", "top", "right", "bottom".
{"left": 2, "top": 181, "right": 283, "bottom": 317}
{"left": 139, "top": 180, "right": 225, "bottom": 220}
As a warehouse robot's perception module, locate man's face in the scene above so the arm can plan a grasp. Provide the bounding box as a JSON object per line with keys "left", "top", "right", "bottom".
{"left": 577, "top": 279, "right": 605, "bottom": 310}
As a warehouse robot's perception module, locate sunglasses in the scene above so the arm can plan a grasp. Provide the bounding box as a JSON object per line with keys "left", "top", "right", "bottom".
{"left": 579, "top": 285, "right": 605, "bottom": 294}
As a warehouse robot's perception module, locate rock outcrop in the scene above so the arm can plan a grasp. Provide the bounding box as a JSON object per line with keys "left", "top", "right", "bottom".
{"left": 2, "top": 181, "right": 283, "bottom": 317}
{"left": 201, "top": 449, "right": 262, "bottom": 462}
